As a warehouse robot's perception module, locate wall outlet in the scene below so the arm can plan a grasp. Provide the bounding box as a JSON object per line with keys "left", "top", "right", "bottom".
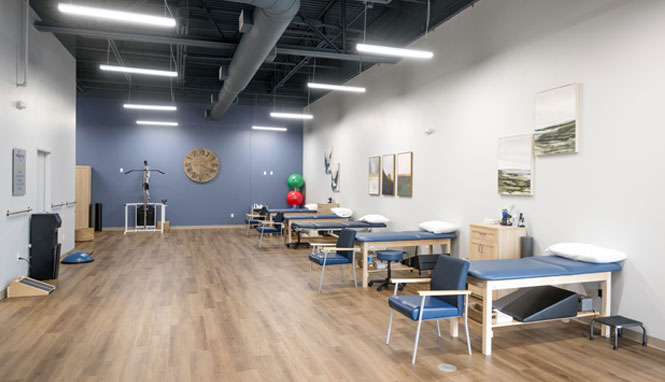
{"left": 230, "top": 213, "right": 234, "bottom": 218}
{"left": 17, "top": 252, "right": 21, "bottom": 262}
{"left": 119, "top": 168, "right": 124, "bottom": 173}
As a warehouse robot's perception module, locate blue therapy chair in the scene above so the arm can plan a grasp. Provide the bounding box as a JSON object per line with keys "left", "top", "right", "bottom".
{"left": 307, "top": 229, "right": 358, "bottom": 292}
{"left": 387, "top": 254, "right": 472, "bottom": 364}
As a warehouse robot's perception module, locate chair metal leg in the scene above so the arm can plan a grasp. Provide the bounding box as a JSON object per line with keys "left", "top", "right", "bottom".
{"left": 386, "top": 310, "right": 394, "bottom": 344}
{"left": 464, "top": 294, "right": 472, "bottom": 355}
{"left": 412, "top": 297, "right": 426, "bottom": 364}
{"left": 340, "top": 267, "right": 345, "bottom": 282}
{"left": 307, "top": 262, "right": 312, "bottom": 286}
{"left": 318, "top": 264, "right": 326, "bottom": 292}
{"left": 352, "top": 263, "right": 358, "bottom": 288}
{"left": 258, "top": 230, "right": 264, "bottom": 248}
{"left": 436, "top": 320, "right": 441, "bottom": 338}
{"left": 640, "top": 325, "right": 648, "bottom": 346}
{"left": 614, "top": 327, "right": 618, "bottom": 350}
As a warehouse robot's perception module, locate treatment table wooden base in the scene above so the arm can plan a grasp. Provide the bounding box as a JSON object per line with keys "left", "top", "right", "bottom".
{"left": 466, "top": 256, "right": 623, "bottom": 355}
{"left": 354, "top": 231, "right": 457, "bottom": 288}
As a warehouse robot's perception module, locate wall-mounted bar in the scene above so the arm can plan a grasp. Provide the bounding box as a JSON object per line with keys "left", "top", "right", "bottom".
{"left": 7, "top": 207, "right": 32, "bottom": 217}
{"left": 52, "top": 201, "right": 78, "bottom": 208}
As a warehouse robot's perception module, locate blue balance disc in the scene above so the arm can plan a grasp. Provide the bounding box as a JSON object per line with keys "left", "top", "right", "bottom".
{"left": 61, "top": 251, "right": 94, "bottom": 264}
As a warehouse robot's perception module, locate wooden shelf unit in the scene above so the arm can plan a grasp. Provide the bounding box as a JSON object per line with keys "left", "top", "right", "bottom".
{"left": 468, "top": 224, "right": 526, "bottom": 299}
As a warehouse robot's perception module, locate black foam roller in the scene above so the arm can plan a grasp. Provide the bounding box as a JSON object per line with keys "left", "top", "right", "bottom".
{"left": 521, "top": 236, "right": 534, "bottom": 258}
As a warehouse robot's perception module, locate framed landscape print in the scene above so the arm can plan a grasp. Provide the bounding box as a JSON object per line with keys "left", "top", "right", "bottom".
{"left": 368, "top": 156, "right": 380, "bottom": 195}
{"left": 330, "top": 163, "right": 340, "bottom": 192}
{"left": 534, "top": 83, "right": 579, "bottom": 156}
{"left": 381, "top": 154, "right": 395, "bottom": 196}
{"left": 324, "top": 146, "right": 333, "bottom": 174}
{"left": 396, "top": 152, "right": 413, "bottom": 197}
{"left": 498, "top": 134, "right": 534, "bottom": 196}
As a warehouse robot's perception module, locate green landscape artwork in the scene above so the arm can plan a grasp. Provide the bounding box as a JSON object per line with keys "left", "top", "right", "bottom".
{"left": 534, "top": 83, "right": 579, "bottom": 155}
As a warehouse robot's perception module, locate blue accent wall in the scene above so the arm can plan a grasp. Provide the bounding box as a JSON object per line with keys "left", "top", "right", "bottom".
{"left": 76, "top": 98, "right": 303, "bottom": 227}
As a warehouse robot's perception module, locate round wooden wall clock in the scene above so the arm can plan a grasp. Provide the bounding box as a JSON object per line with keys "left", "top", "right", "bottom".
{"left": 183, "top": 148, "right": 220, "bottom": 183}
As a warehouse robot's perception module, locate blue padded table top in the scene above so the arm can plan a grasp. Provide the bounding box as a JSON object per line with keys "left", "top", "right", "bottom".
{"left": 468, "top": 256, "right": 622, "bottom": 281}
{"left": 292, "top": 221, "right": 387, "bottom": 230}
{"left": 355, "top": 231, "right": 457, "bottom": 242}
{"left": 284, "top": 214, "right": 341, "bottom": 220}
{"left": 269, "top": 208, "right": 316, "bottom": 213}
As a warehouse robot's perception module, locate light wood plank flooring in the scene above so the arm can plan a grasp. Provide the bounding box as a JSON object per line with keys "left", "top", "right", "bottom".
{"left": 1, "top": 229, "right": 664, "bottom": 381}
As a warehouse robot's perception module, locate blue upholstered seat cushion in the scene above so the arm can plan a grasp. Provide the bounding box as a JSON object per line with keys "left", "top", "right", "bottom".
{"left": 256, "top": 226, "right": 280, "bottom": 234}
{"left": 308, "top": 252, "right": 352, "bottom": 266}
{"left": 389, "top": 295, "right": 461, "bottom": 321}
{"left": 269, "top": 208, "right": 315, "bottom": 213}
{"left": 292, "top": 221, "right": 388, "bottom": 230}
{"left": 376, "top": 250, "right": 404, "bottom": 262}
{"left": 244, "top": 218, "right": 260, "bottom": 224}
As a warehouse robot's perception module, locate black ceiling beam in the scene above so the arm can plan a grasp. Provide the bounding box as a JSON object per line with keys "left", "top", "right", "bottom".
{"left": 35, "top": 22, "right": 395, "bottom": 63}
{"left": 299, "top": 14, "right": 342, "bottom": 53}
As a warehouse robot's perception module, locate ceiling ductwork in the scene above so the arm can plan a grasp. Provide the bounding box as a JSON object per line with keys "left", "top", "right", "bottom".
{"left": 208, "top": 0, "right": 300, "bottom": 120}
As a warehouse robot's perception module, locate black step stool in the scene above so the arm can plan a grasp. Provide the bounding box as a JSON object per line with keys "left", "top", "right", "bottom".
{"left": 589, "top": 315, "right": 647, "bottom": 350}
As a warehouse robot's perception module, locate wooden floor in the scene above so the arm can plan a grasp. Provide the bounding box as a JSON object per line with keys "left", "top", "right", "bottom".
{"left": 1, "top": 229, "right": 664, "bottom": 381}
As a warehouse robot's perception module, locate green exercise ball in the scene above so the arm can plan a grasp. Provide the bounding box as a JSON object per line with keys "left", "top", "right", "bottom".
{"left": 287, "top": 173, "right": 304, "bottom": 188}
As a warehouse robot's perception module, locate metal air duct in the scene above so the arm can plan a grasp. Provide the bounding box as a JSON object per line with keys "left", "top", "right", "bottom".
{"left": 208, "top": 0, "right": 300, "bottom": 120}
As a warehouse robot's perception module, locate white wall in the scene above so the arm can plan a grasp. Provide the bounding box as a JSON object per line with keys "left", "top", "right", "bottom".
{"left": 0, "top": 0, "right": 76, "bottom": 294}
{"left": 304, "top": 0, "right": 665, "bottom": 340}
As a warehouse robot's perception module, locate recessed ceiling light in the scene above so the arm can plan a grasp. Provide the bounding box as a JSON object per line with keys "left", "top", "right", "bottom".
{"left": 307, "top": 82, "right": 366, "bottom": 93}
{"left": 58, "top": 3, "right": 176, "bottom": 27}
{"left": 137, "top": 120, "right": 178, "bottom": 126}
{"left": 356, "top": 43, "right": 433, "bottom": 59}
{"left": 252, "top": 126, "right": 287, "bottom": 132}
{"left": 270, "top": 112, "right": 313, "bottom": 120}
{"left": 124, "top": 104, "right": 177, "bottom": 111}
{"left": 100, "top": 64, "right": 177, "bottom": 77}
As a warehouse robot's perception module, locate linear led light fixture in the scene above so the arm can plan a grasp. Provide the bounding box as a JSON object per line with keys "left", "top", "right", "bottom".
{"left": 58, "top": 3, "right": 176, "bottom": 27}
{"left": 252, "top": 126, "right": 287, "bottom": 132}
{"left": 270, "top": 112, "right": 313, "bottom": 120}
{"left": 100, "top": 64, "right": 177, "bottom": 77}
{"left": 124, "top": 104, "right": 177, "bottom": 111}
{"left": 356, "top": 43, "right": 433, "bottom": 59}
{"left": 137, "top": 120, "right": 178, "bottom": 126}
{"left": 307, "top": 82, "right": 366, "bottom": 93}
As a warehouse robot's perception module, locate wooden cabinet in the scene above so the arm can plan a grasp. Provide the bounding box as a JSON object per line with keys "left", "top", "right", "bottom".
{"left": 468, "top": 224, "right": 526, "bottom": 299}
{"left": 75, "top": 166, "right": 91, "bottom": 229}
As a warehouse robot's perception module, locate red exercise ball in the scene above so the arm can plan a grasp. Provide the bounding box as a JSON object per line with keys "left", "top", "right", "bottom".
{"left": 286, "top": 190, "right": 304, "bottom": 206}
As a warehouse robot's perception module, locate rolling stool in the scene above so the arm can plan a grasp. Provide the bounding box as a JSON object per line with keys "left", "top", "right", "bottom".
{"left": 589, "top": 315, "right": 647, "bottom": 350}
{"left": 369, "top": 250, "right": 405, "bottom": 291}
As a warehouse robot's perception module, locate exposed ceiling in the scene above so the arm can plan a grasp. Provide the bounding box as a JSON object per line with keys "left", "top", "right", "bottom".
{"left": 30, "top": 0, "right": 476, "bottom": 108}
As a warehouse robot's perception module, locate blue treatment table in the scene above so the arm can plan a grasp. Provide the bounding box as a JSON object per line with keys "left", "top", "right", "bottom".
{"left": 283, "top": 214, "right": 349, "bottom": 245}
{"left": 354, "top": 231, "right": 458, "bottom": 288}
{"left": 289, "top": 221, "right": 388, "bottom": 248}
{"left": 466, "top": 256, "right": 623, "bottom": 355}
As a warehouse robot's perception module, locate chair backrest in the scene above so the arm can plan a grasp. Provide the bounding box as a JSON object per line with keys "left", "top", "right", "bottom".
{"left": 274, "top": 212, "right": 284, "bottom": 223}
{"left": 430, "top": 255, "right": 469, "bottom": 314}
{"left": 335, "top": 229, "right": 356, "bottom": 261}
{"left": 258, "top": 206, "right": 268, "bottom": 220}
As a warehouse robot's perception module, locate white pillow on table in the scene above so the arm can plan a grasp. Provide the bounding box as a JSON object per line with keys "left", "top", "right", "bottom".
{"left": 358, "top": 214, "right": 390, "bottom": 223}
{"left": 545, "top": 243, "right": 627, "bottom": 263}
{"left": 331, "top": 207, "right": 353, "bottom": 217}
{"left": 419, "top": 220, "right": 459, "bottom": 234}
{"left": 304, "top": 203, "right": 317, "bottom": 210}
